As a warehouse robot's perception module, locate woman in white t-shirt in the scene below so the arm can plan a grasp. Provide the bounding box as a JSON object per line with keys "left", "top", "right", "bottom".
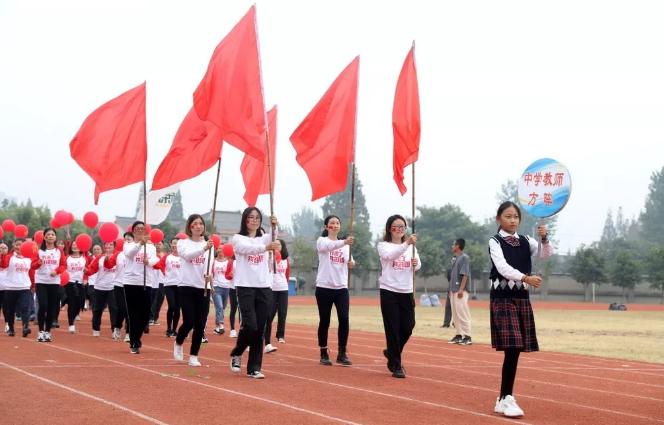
{"left": 263, "top": 239, "right": 290, "bottom": 353}
{"left": 34, "top": 228, "right": 66, "bottom": 342}
{"left": 161, "top": 238, "right": 181, "bottom": 338}
{"left": 211, "top": 248, "right": 230, "bottom": 335}
{"left": 173, "top": 214, "right": 214, "bottom": 367}
{"left": 64, "top": 241, "right": 87, "bottom": 333}
{"left": 0, "top": 239, "right": 33, "bottom": 337}
{"left": 229, "top": 207, "right": 280, "bottom": 379}
{"left": 376, "top": 214, "right": 420, "bottom": 379}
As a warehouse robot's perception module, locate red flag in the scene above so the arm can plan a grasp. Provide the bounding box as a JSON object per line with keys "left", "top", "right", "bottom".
{"left": 289, "top": 57, "right": 359, "bottom": 201}
{"left": 241, "top": 106, "right": 277, "bottom": 206}
{"left": 151, "top": 108, "right": 223, "bottom": 190}
{"left": 70, "top": 82, "right": 147, "bottom": 204}
{"left": 392, "top": 45, "right": 421, "bottom": 195}
{"left": 193, "top": 5, "right": 266, "bottom": 161}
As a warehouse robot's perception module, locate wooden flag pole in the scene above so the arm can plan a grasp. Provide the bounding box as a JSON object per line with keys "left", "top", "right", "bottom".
{"left": 204, "top": 158, "right": 222, "bottom": 297}
{"left": 143, "top": 181, "right": 148, "bottom": 290}
{"left": 265, "top": 130, "right": 277, "bottom": 274}
{"left": 348, "top": 163, "right": 357, "bottom": 288}
{"left": 412, "top": 163, "right": 417, "bottom": 299}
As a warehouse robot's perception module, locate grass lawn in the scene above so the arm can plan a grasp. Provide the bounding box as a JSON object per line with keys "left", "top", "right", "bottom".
{"left": 286, "top": 304, "right": 664, "bottom": 364}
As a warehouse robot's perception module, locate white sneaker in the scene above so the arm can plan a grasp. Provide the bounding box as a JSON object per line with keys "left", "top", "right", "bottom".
{"left": 124, "top": 334, "right": 130, "bottom": 343}
{"left": 92, "top": 330, "right": 100, "bottom": 337}
{"left": 112, "top": 328, "right": 120, "bottom": 341}
{"left": 247, "top": 371, "right": 265, "bottom": 379}
{"left": 68, "top": 325, "right": 76, "bottom": 334}
{"left": 264, "top": 343, "right": 277, "bottom": 353}
{"left": 37, "top": 331, "right": 45, "bottom": 342}
{"left": 44, "top": 332, "right": 53, "bottom": 342}
{"left": 174, "top": 343, "right": 184, "bottom": 361}
{"left": 75, "top": 315, "right": 81, "bottom": 321}
{"left": 230, "top": 355, "right": 241, "bottom": 373}
{"left": 495, "top": 395, "right": 524, "bottom": 418}
{"left": 278, "top": 338, "right": 286, "bottom": 344}
{"left": 4, "top": 324, "right": 9, "bottom": 333}
{"left": 230, "top": 329, "right": 238, "bottom": 338}
{"left": 188, "top": 356, "right": 202, "bottom": 367}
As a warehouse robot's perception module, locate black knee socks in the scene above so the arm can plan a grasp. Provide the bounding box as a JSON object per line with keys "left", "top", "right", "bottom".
{"left": 500, "top": 349, "right": 521, "bottom": 399}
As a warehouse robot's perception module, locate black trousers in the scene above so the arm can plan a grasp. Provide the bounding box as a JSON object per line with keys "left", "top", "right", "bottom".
{"left": 92, "top": 289, "right": 117, "bottom": 332}
{"left": 264, "top": 290, "right": 288, "bottom": 344}
{"left": 124, "top": 285, "right": 152, "bottom": 348}
{"left": 0, "top": 290, "right": 3, "bottom": 319}
{"left": 443, "top": 291, "right": 452, "bottom": 326}
{"left": 315, "top": 287, "right": 350, "bottom": 349}
{"left": 65, "top": 283, "right": 84, "bottom": 326}
{"left": 380, "top": 289, "right": 416, "bottom": 369}
{"left": 150, "top": 283, "right": 165, "bottom": 322}
{"left": 54, "top": 286, "right": 65, "bottom": 324}
{"left": 36, "top": 284, "right": 60, "bottom": 332}
{"left": 112, "top": 286, "right": 128, "bottom": 330}
{"left": 230, "top": 287, "right": 272, "bottom": 374}
{"left": 175, "top": 286, "right": 210, "bottom": 356}
{"left": 229, "top": 288, "right": 240, "bottom": 330}
{"left": 164, "top": 285, "right": 180, "bottom": 332}
{"left": 3, "top": 290, "right": 30, "bottom": 328}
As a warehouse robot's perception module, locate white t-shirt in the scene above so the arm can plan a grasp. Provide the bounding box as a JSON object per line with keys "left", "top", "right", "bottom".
{"left": 93, "top": 255, "right": 117, "bottom": 291}
{"left": 271, "top": 259, "right": 289, "bottom": 292}
{"left": 163, "top": 254, "right": 181, "bottom": 287}
{"left": 35, "top": 247, "right": 64, "bottom": 285}
{"left": 316, "top": 237, "right": 351, "bottom": 289}
{"left": 88, "top": 273, "right": 97, "bottom": 287}
{"left": 231, "top": 233, "right": 272, "bottom": 288}
{"left": 67, "top": 256, "right": 86, "bottom": 283}
{"left": 113, "top": 253, "right": 126, "bottom": 287}
{"left": 4, "top": 255, "right": 32, "bottom": 290}
{"left": 177, "top": 238, "right": 212, "bottom": 289}
{"left": 377, "top": 241, "right": 421, "bottom": 293}
{"left": 0, "top": 265, "right": 8, "bottom": 290}
{"left": 123, "top": 242, "right": 158, "bottom": 286}
{"left": 212, "top": 259, "right": 230, "bottom": 288}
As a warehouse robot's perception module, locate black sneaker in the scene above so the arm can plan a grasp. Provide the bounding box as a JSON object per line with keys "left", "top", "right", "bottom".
{"left": 448, "top": 335, "right": 462, "bottom": 344}
{"left": 320, "top": 348, "right": 332, "bottom": 366}
{"left": 144, "top": 325, "right": 150, "bottom": 334}
{"left": 460, "top": 336, "right": 473, "bottom": 345}
{"left": 7, "top": 328, "right": 15, "bottom": 337}
{"left": 52, "top": 322, "right": 60, "bottom": 329}
{"left": 336, "top": 349, "right": 352, "bottom": 366}
{"left": 22, "top": 327, "right": 31, "bottom": 338}
{"left": 440, "top": 324, "right": 450, "bottom": 328}
{"left": 392, "top": 367, "right": 406, "bottom": 379}
{"left": 383, "top": 349, "right": 395, "bottom": 373}
{"left": 130, "top": 346, "right": 140, "bottom": 354}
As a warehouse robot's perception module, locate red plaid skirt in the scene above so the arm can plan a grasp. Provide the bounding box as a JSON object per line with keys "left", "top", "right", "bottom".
{"left": 490, "top": 298, "right": 539, "bottom": 352}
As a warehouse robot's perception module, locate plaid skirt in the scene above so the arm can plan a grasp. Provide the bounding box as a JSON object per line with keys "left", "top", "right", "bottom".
{"left": 490, "top": 297, "right": 539, "bottom": 352}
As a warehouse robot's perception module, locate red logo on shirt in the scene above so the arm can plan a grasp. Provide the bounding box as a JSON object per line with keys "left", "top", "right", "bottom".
{"left": 392, "top": 256, "right": 411, "bottom": 271}
{"left": 329, "top": 250, "right": 345, "bottom": 265}
{"left": 248, "top": 254, "right": 264, "bottom": 265}
{"left": 191, "top": 255, "right": 205, "bottom": 265}
{"left": 14, "top": 262, "right": 30, "bottom": 273}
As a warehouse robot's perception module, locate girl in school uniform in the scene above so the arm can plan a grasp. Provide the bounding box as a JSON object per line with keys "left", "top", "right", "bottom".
{"left": 161, "top": 238, "right": 181, "bottom": 338}
{"left": 224, "top": 255, "right": 240, "bottom": 338}
{"left": 489, "top": 201, "right": 552, "bottom": 418}
{"left": 123, "top": 221, "right": 159, "bottom": 354}
{"left": 211, "top": 247, "right": 230, "bottom": 335}
{"left": 1, "top": 239, "right": 33, "bottom": 337}
{"left": 65, "top": 242, "right": 87, "bottom": 333}
{"left": 173, "top": 214, "right": 215, "bottom": 367}
{"left": 315, "top": 215, "right": 355, "bottom": 366}
{"left": 33, "top": 228, "right": 66, "bottom": 342}
{"left": 86, "top": 241, "right": 118, "bottom": 337}
{"left": 229, "top": 207, "right": 280, "bottom": 379}
{"left": 264, "top": 239, "right": 290, "bottom": 353}
{"left": 377, "top": 215, "right": 420, "bottom": 379}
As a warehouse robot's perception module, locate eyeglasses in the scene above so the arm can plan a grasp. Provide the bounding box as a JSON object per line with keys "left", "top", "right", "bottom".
{"left": 391, "top": 225, "right": 406, "bottom": 230}
{"left": 247, "top": 216, "right": 261, "bottom": 221}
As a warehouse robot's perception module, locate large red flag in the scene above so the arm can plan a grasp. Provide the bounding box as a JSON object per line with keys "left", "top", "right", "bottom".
{"left": 241, "top": 106, "right": 277, "bottom": 206}
{"left": 193, "top": 5, "right": 266, "bottom": 161}
{"left": 70, "top": 82, "right": 147, "bottom": 204}
{"left": 151, "top": 108, "right": 223, "bottom": 190}
{"left": 289, "top": 57, "right": 359, "bottom": 201}
{"left": 392, "top": 45, "right": 421, "bottom": 195}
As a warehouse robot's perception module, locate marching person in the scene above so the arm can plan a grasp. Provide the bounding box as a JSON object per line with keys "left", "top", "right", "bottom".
{"left": 162, "top": 238, "right": 182, "bottom": 338}
{"left": 1, "top": 239, "right": 33, "bottom": 337}
{"left": 211, "top": 247, "right": 231, "bottom": 336}
{"left": 112, "top": 232, "right": 132, "bottom": 342}
{"left": 33, "top": 228, "right": 66, "bottom": 342}
{"left": 264, "top": 239, "right": 290, "bottom": 352}
{"left": 224, "top": 255, "right": 240, "bottom": 338}
{"left": 86, "top": 241, "right": 118, "bottom": 337}
{"left": 65, "top": 241, "right": 86, "bottom": 333}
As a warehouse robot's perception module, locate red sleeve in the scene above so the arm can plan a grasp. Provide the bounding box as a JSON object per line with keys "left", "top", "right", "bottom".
{"left": 54, "top": 248, "right": 67, "bottom": 274}
{"left": 30, "top": 255, "right": 41, "bottom": 272}
{"left": 29, "top": 269, "right": 35, "bottom": 289}
{"left": 104, "top": 252, "right": 119, "bottom": 269}
{"left": 0, "top": 252, "right": 12, "bottom": 269}
{"left": 153, "top": 254, "right": 166, "bottom": 273}
{"left": 225, "top": 260, "right": 234, "bottom": 281}
{"left": 86, "top": 255, "right": 101, "bottom": 276}
{"left": 285, "top": 259, "right": 291, "bottom": 280}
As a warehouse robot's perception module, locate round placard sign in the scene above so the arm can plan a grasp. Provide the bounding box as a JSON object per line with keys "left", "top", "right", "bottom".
{"left": 517, "top": 158, "right": 571, "bottom": 218}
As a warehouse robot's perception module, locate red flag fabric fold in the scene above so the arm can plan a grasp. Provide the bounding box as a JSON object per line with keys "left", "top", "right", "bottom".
{"left": 289, "top": 57, "right": 359, "bottom": 201}
{"left": 393, "top": 45, "right": 421, "bottom": 195}
{"left": 241, "top": 106, "right": 277, "bottom": 206}
{"left": 151, "top": 108, "right": 223, "bottom": 190}
{"left": 69, "top": 82, "right": 147, "bottom": 204}
{"left": 193, "top": 5, "right": 266, "bottom": 162}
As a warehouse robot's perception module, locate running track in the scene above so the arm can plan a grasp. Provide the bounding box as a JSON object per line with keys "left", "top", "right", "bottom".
{"left": 1, "top": 309, "right": 663, "bottom": 424}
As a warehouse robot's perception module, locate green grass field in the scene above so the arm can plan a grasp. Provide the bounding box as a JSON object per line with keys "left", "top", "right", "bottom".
{"left": 286, "top": 305, "right": 664, "bottom": 364}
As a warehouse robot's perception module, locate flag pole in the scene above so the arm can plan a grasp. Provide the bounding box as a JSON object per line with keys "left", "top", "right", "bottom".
{"left": 143, "top": 181, "right": 147, "bottom": 290}
{"left": 205, "top": 157, "right": 222, "bottom": 297}
{"left": 411, "top": 164, "right": 417, "bottom": 300}
{"left": 348, "top": 163, "right": 357, "bottom": 289}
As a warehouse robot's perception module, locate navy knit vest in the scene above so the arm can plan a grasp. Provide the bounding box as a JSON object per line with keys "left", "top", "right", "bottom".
{"left": 489, "top": 233, "right": 531, "bottom": 299}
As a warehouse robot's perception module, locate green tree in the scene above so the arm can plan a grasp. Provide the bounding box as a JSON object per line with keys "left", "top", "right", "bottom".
{"left": 610, "top": 248, "right": 641, "bottom": 302}
{"left": 166, "top": 190, "right": 185, "bottom": 223}
{"left": 569, "top": 244, "right": 606, "bottom": 302}
{"left": 601, "top": 209, "right": 617, "bottom": 243}
{"left": 289, "top": 237, "right": 318, "bottom": 293}
{"left": 644, "top": 246, "right": 664, "bottom": 303}
{"left": 291, "top": 206, "right": 320, "bottom": 242}
{"left": 495, "top": 179, "right": 558, "bottom": 240}
{"left": 0, "top": 200, "right": 52, "bottom": 244}
{"left": 641, "top": 166, "right": 664, "bottom": 245}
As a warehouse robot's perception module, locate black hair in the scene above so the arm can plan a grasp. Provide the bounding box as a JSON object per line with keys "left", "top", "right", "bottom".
{"left": 383, "top": 215, "right": 408, "bottom": 243}
{"left": 239, "top": 207, "right": 264, "bottom": 237}
{"left": 123, "top": 231, "right": 134, "bottom": 239}
{"left": 40, "top": 227, "right": 57, "bottom": 251}
{"left": 496, "top": 201, "right": 521, "bottom": 231}
{"left": 185, "top": 214, "right": 206, "bottom": 238}
{"left": 321, "top": 215, "right": 341, "bottom": 237}
{"left": 454, "top": 238, "right": 466, "bottom": 251}
{"left": 278, "top": 238, "right": 289, "bottom": 260}
{"left": 131, "top": 221, "right": 145, "bottom": 233}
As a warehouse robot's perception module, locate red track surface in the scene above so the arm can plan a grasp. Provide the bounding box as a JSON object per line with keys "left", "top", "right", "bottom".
{"left": 1, "top": 304, "right": 663, "bottom": 424}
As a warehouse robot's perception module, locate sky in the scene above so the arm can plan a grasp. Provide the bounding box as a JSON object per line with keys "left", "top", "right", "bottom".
{"left": 1, "top": 0, "right": 663, "bottom": 253}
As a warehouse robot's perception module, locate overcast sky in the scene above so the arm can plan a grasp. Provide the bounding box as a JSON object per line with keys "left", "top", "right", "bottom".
{"left": 1, "top": 0, "right": 663, "bottom": 253}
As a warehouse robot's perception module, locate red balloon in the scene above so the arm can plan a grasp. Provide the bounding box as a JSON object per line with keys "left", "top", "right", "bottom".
{"left": 66, "top": 212, "right": 75, "bottom": 225}
{"left": 60, "top": 271, "right": 70, "bottom": 286}
{"left": 222, "top": 244, "right": 234, "bottom": 258}
{"left": 19, "top": 241, "right": 36, "bottom": 258}
{"left": 115, "top": 238, "right": 124, "bottom": 252}
{"left": 145, "top": 224, "right": 152, "bottom": 234}
{"left": 211, "top": 234, "right": 221, "bottom": 249}
{"left": 126, "top": 224, "right": 133, "bottom": 232}
{"left": 54, "top": 210, "right": 69, "bottom": 227}
{"left": 14, "top": 224, "right": 28, "bottom": 239}
{"left": 50, "top": 218, "right": 61, "bottom": 229}
{"left": 33, "top": 230, "right": 44, "bottom": 245}
{"left": 2, "top": 219, "right": 16, "bottom": 232}
{"left": 75, "top": 233, "right": 93, "bottom": 252}
{"left": 0, "top": 228, "right": 3, "bottom": 239}
{"left": 176, "top": 232, "right": 187, "bottom": 240}
{"left": 149, "top": 229, "right": 164, "bottom": 244}
{"left": 83, "top": 211, "right": 99, "bottom": 229}
{"left": 99, "top": 222, "right": 119, "bottom": 243}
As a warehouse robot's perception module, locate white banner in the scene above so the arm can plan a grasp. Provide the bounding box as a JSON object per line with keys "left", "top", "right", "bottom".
{"left": 136, "top": 184, "right": 180, "bottom": 225}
